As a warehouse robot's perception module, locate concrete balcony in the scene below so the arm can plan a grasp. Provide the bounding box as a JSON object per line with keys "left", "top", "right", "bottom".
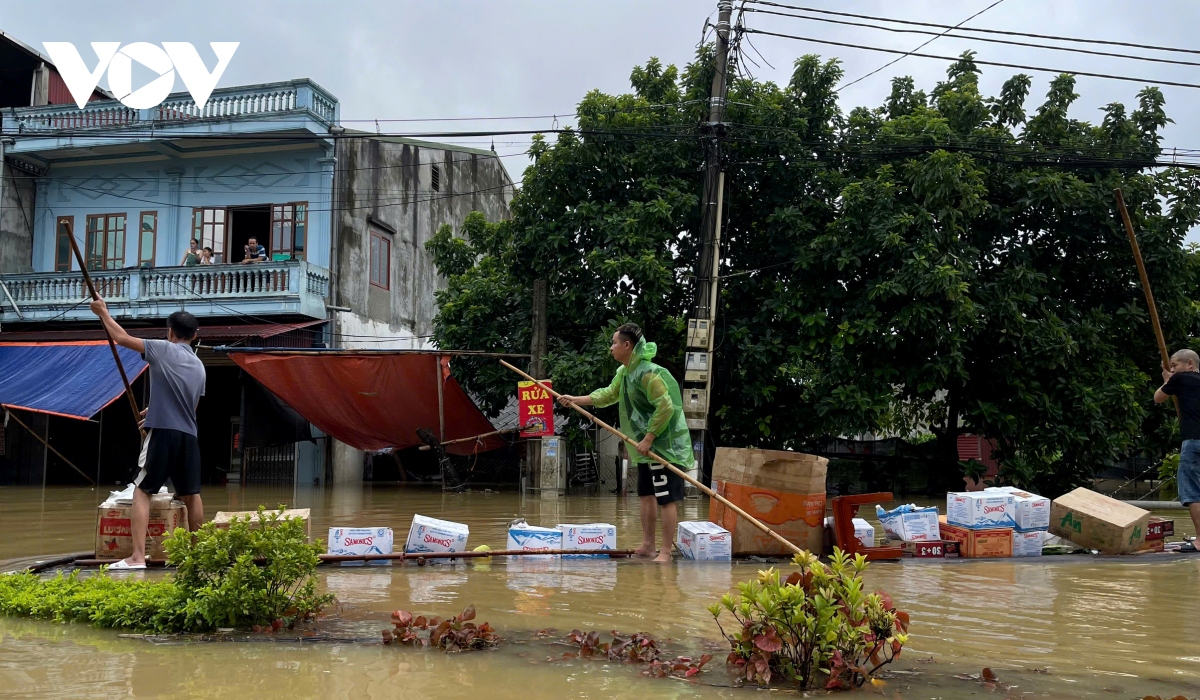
{"left": 0, "top": 260, "right": 330, "bottom": 323}
{"left": 3, "top": 79, "right": 339, "bottom": 159}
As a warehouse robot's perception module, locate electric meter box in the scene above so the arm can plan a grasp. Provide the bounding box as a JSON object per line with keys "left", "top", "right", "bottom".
{"left": 686, "top": 319, "right": 711, "bottom": 348}
{"left": 683, "top": 388, "right": 708, "bottom": 419}
{"left": 684, "top": 351, "right": 709, "bottom": 383}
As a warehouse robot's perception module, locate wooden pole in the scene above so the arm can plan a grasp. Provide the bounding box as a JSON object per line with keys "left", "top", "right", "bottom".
{"left": 64, "top": 230, "right": 144, "bottom": 438}
{"left": 499, "top": 360, "right": 805, "bottom": 555}
{"left": 4, "top": 408, "right": 96, "bottom": 486}
{"left": 1114, "top": 189, "right": 1179, "bottom": 416}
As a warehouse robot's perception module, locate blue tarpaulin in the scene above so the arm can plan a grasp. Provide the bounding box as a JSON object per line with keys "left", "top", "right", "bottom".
{"left": 0, "top": 342, "right": 147, "bottom": 420}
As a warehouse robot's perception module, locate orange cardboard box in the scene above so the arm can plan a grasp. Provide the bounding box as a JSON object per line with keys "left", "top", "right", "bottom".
{"left": 95, "top": 502, "right": 188, "bottom": 560}
{"left": 709, "top": 447, "right": 827, "bottom": 555}
{"left": 939, "top": 521, "right": 1012, "bottom": 558}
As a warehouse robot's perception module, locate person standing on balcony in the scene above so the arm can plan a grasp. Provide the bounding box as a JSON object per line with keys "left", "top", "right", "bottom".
{"left": 241, "top": 237, "right": 267, "bottom": 264}
{"left": 90, "top": 297, "right": 207, "bottom": 570}
{"left": 557, "top": 323, "right": 694, "bottom": 562}
{"left": 180, "top": 239, "right": 201, "bottom": 266}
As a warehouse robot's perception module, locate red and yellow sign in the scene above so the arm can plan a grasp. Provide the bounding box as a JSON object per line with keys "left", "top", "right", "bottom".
{"left": 517, "top": 380, "right": 554, "bottom": 437}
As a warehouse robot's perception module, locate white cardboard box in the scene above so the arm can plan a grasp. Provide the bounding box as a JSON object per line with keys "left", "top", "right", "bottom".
{"left": 327, "top": 527, "right": 394, "bottom": 566}
{"left": 875, "top": 505, "right": 940, "bottom": 542}
{"left": 1012, "top": 529, "right": 1045, "bottom": 557}
{"left": 676, "top": 521, "right": 732, "bottom": 560}
{"left": 405, "top": 515, "right": 470, "bottom": 555}
{"left": 947, "top": 492, "right": 1018, "bottom": 529}
{"left": 556, "top": 523, "right": 617, "bottom": 558}
{"left": 985, "top": 486, "right": 1052, "bottom": 531}
{"left": 824, "top": 516, "right": 875, "bottom": 548}
{"left": 506, "top": 525, "right": 563, "bottom": 559}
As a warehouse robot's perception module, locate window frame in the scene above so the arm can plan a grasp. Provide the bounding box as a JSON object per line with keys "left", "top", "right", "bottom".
{"left": 84, "top": 213, "right": 127, "bottom": 271}
{"left": 138, "top": 211, "right": 157, "bottom": 267}
{"left": 270, "top": 202, "right": 309, "bottom": 260}
{"left": 54, "top": 216, "right": 74, "bottom": 272}
{"left": 192, "top": 207, "right": 227, "bottom": 262}
{"left": 369, "top": 228, "right": 391, "bottom": 290}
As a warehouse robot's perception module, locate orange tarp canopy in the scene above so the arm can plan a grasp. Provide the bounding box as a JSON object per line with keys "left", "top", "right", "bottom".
{"left": 228, "top": 351, "right": 504, "bottom": 455}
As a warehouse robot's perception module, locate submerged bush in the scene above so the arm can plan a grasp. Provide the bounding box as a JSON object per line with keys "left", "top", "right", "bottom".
{"left": 0, "top": 506, "right": 332, "bottom": 633}
{"left": 709, "top": 549, "right": 910, "bottom": 690}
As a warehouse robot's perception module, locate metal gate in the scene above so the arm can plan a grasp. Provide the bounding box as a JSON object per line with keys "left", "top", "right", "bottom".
{"left": 243, "top": 444, "right": 296, "bottom": 485}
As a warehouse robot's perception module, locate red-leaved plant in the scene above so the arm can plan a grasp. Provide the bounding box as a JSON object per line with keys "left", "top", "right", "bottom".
{"left": 382, "top": 605, "right": 498, "bottom": 651}
{"left": 562, "top": 629, "right": 714, "bottom": 679}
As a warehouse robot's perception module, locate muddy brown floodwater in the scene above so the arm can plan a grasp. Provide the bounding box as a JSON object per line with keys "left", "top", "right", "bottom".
{"left": 1, "top": 484, "right": 1198, "bottom": 699}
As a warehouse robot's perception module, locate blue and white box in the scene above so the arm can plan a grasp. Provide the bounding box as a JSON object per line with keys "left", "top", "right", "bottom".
{"left": 556, "top": 523, "right": 617, "bottom": 558}
{"left": 327, "top": 527, "right": 394, "bottom": 566}
{"left": 405, "top": 515, "right": 470, "bottom": 554}
{"left": 677, "top": 521, "right": 732, "bottom": 560}
{"left": 985, "top": 486, "right": 1051, "bottom": 531}
{"left": 1011, "top": 529, "right": 1045, "bottom": 557}
{"left": 875, "top": 504, "right": 940, "bottom": 542}
{"left": 507, "top": 523, "right": 563, "bottom": 559}
{"left": 947, "top": 492, "right": 1017, "bottom": 529}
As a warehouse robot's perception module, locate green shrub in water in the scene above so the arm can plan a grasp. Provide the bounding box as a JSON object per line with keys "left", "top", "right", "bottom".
{"left": 709, "top": 549, "right": 910, "bottom": 690}
{"left": 0, "top": 507, "right": 332, "bottom": 633}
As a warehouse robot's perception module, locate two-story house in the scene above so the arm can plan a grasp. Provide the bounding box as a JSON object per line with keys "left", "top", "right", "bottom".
{"left": 0, "top": 35, "right": 512, "bottom": 489}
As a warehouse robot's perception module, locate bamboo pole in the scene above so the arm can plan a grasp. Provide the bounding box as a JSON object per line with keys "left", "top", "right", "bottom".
{"left": 64, "top": 232, "right": 144, "bottom": 439}
{"left": 4, "top": 408, "right": 96, "bottom": 486}
{"left": 1114, "top": 189, "right": 1179, "bottom": 417}
{"left": 499, "top": 360, "right": 805, "bottom": 555}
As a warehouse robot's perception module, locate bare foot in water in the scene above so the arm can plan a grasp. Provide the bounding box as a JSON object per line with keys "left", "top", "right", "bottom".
{"left": 652, "top": 551, "right": 672, "bottom": 563}
{"left": 634, "top": 544, "right": 657, "bottom": 558}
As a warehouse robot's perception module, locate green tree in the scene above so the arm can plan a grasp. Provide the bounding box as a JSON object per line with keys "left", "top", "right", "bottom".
{"left": 428, "top": 48, "right": 1200, "bottom": 496}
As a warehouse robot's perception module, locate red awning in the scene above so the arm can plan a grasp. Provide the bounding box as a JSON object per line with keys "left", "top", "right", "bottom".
{"left": 227, "top": 351, "right": 504, "bottom": 455}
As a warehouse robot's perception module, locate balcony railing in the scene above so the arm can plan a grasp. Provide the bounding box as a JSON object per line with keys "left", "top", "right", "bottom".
{"left": 0, "top": 260, "right": 330, "bottom": 323}
{"left": 4, "top": 79, "right": 339, "bottom": 134}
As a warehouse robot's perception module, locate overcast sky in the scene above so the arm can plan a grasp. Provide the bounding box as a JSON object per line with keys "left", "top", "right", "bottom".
{"left": 6, "top": 0, "right": 1200, "bottom": 237}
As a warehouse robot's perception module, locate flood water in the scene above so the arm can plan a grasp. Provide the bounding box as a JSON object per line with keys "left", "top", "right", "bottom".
{"left": 1, "top": 484, "right": 1198, "bottom": 699}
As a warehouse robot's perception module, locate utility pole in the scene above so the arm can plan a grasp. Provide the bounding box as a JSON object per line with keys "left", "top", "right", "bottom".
{"left": 528, "top": 278, "right": 548, "bottom": 491}
{"left": 684, "top": 0, "right": 733, "bottom": 485}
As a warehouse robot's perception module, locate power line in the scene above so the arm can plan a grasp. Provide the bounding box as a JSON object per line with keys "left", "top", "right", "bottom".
{"left": 744, "top": 1, "right": 1200, "bottom": 57}
{"left": 836, "top": 0, "right": 1007, "bottom": 91}
{"left": 748, "top": 5, "right": 1200, "bottom": 71}
{"left": 741, "top": 28, "right": 1200, "bottom": 90}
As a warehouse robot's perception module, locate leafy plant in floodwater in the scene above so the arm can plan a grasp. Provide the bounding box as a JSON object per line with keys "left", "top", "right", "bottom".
{"left": 562, "top": 629, "right": 712, "bottom": 680}
{"left": 382, "top": 606, "right": 498, "bottom": 651}
{"left": 709, "top": 548, "right": 910, "bottom": 690}
{"left": 0, "top": 506, "right": 332, "bottom": 634}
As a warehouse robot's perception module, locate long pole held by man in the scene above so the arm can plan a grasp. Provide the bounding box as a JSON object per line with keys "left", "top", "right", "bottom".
{"left": 90, "top": 297, "right": 207, "bottom": 569}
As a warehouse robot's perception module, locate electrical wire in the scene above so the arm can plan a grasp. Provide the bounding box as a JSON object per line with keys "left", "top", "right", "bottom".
{"left": 744, "top": 0, "right": 1200, "bottom": 56}
{"left": 741, "top": 28, "right": 1200, "bottom": 90}
{"left": 748, "top": 5, "right": 1200, "bottom": 71}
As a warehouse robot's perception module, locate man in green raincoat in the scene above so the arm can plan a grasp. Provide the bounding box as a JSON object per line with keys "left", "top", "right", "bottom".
{"left": 558, "top": 323, "right": 694, "bottom": 562}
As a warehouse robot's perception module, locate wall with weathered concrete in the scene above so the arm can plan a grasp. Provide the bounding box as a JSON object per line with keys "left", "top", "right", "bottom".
{"left": 332, "top": 137, "right": 512, "bottom": 348}
{"left": 0, "top": 162, "right": 36, "bottom": 274}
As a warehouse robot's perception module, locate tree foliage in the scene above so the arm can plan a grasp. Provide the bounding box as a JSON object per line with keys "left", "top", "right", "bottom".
{"left": 428, "top": 48, "right": 1200, "bottom": 495}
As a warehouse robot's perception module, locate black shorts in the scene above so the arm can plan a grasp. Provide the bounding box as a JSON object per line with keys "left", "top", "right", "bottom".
{"left": 134, "top": 428, "right": 201, "bottom": 496}
{"left": 637, "top": 463, "right": 685, "bottom": 505}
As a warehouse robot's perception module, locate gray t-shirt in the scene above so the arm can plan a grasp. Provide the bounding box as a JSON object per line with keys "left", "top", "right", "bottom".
{"left": 143, "top": 339, "right": 206, "bottom": 436}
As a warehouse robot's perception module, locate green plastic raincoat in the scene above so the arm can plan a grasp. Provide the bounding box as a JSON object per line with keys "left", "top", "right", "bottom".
{"left": 589, "top": 337, "right": 695, "bottom": 469}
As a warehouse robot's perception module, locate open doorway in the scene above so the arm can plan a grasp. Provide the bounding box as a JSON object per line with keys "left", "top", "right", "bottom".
{"left": 227, "top": 206, "right": 270, "bottom": 263}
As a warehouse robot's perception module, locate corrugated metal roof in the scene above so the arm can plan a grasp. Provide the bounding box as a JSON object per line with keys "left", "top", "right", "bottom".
{"left": 0, "top": 320, "right": 326, "bottom": 343}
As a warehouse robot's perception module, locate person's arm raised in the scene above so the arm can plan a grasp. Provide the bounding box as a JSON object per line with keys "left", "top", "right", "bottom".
{"left": 89, "top": 297, "right": 145, "bottom": 354}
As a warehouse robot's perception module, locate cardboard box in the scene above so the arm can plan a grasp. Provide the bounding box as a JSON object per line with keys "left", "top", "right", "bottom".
{"left": 1146, "top": 516, "right": 1174, "bottom": 541}
{"left": 677, "top": 521, "right": 732, "bottom": 560}
{"left": 556, "top": 523, "right": 617, "bottom": 558}
{"left": 823, "top": 516, "right": 875, "bottom": 548}
{"left": 709, "top": 447, "right": 827, "bottom": 555}
{"left": 213, "top": 508, "right": 311, "bottom": 539}
{"left": 939, "top": 521, "right": 1013, "bottom": 558}
{"left": 507, "top": 525, "right": 563, "bottom": 559}
{"left": 1136, "top": 538, "right": 1166, "bottom": 553}
{"left": 327, "top": 527, "right": 394, "bottom": 566}
{"left": 903, "top": 540, "right": 947, "bottom": 558}
{"left": 405, "top": 515, "right": 470, "bottom": 554}
{"left": 95, "top": 501, "right": 188, "bottom": 560}
{"left": 947, "top": 492, "right": 1017, "bottom": 529}
{"left": 985, "top": 486, "right": 1051, "bottom": 531}
{"left": 1011, "top": 529, "right": 1045, "bottom": 557}
{"left": 875, "top": 505, "right": 940, "bottom": 542}
{"left": 1049, "top": 487, "right": 1150, "bottom": 555}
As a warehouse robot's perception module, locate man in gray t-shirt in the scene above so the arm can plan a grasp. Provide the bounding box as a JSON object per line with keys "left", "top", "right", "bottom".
{"left": 91, "top": 297, "right": 206, "bottom": 570}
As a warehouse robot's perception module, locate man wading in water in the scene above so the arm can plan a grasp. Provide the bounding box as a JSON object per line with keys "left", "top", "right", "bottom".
{"left": 1155, "top": 348, "right": 1200, "bottom": 551}
{"left": 91, "top": 297, "right": 207, "bottom": 569}
{"left": 558, "top": 324, "right": 694, "bottom": 562}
